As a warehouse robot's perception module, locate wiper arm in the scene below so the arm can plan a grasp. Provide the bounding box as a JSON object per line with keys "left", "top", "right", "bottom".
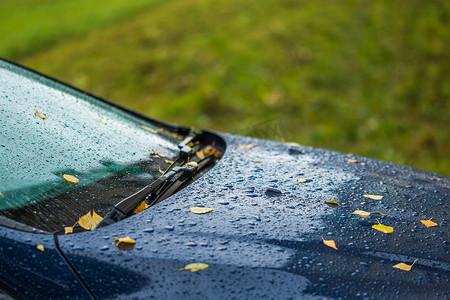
{"left": 96, "top": 165, "right": 196, "bottom": 228}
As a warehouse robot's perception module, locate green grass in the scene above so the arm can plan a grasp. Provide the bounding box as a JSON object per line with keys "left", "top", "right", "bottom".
{"left": 1, "top": 0, "right": 449, "bottom": 176}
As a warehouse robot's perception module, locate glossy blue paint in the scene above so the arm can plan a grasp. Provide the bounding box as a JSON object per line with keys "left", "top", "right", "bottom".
{"left": 55, "top": 133, "right": 449, "bottom": 299}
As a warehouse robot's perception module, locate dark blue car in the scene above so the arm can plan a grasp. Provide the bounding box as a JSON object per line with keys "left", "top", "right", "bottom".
{"left": 0, "top": 58, "right": 449, "bottom": 299}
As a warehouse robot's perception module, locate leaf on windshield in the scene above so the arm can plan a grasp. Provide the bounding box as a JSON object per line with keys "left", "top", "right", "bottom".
{"left": 64, "top": 226, "right": 74, "bottom": 234}
{"left": 140, "top": 125, "right": 161, "bottom": 134}
{"left": 62, "top": 174, "right": 79, "bottom": 184}
{"left": 134, "top": 201, "right": 149, "bottom": 214}
{"left": 297, "top": 178, "right": 308, "bottom": 183}
{"left": 239, "top": 144, "right": 255, "bottom": 149}
{"left": 372, "top": 219, "right": 393, "bottom": 233}
{"left": 96, "top": 118, "right": 107, "bottom": 125}
{"left": 321, "top": 236, "right": 338, "bottom": 250}
{"left": 350, "top": 210, "right": 390, "bottom": 218}
{"left": 114, "top": 236, "right": 136, "bottom": 245}
{"left": 35, "top": 110, "right": 47, "bottom": 119}
{"left": 364, "top": 194, "right": 383, "bottom": 200}
{"left": 393, "top": 259, "right": 418, "bottom": 271}
{"left": 179, "top": 263, "right": 209, "bottom": 272}
{"left": 78, "top": 210, "right": 103, "bottom": 230}
{"left": 181, "top": 203, "right": 214, "bottom": 214}
{"left": 347, "top": 158, "right": 361, "bottom": 163}
{"left": 37, "top": 244, "right": 45, "bottom": 252}
{"left": 325, "top": 200, "right": 340, "bottom": 207}
{"left": 419, "top": 217, "right": 438, "bottom": 228}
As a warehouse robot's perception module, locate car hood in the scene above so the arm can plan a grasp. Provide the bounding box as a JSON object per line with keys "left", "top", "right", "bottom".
{"left": 57, "top": 133, "right": 449, "bottom": 299}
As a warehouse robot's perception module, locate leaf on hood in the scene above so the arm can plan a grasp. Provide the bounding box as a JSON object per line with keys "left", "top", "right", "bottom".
{"left": 96, "top": 118, "right": 107, "bottom": 125}
{"left": 64, "top": 226, "right": 74, "bottom": 234}
{"left": 179, "top": 263, "right": 209, "bottom": 272}
{"left": 321, "top": 236, "right": 338, "bottom": 250}
{"left": 350, "top": 210, "right": 390, "bottom": 218}
{"left": 140, "top": 125, "right": 161, "bottom": 134}
{"left": 393, "top": 259, "right": 418, "bottom": 271}
{"left": 115, "top": 236, "right": 136, "bottom": 245}
{"left": 37, "top": 244, "right": 45, "bottom": 252}
{"left": 134, "top": 201, "right": 149, "bottom": 214}
{"left": 78, "top": 210, "right": 103, "bottom": 230}
{"left": 239, "top": 144, "right": 255, "bottom": 149}
{"left": 35, "top": 110, "right": 47, "bottom": 119}
{"left": 364, "top": 194, "right": 383, "bottom": 200}
{"left": 297, "top": 178, "right": 308, "bottom": 183}
{"left": 325, "top": 200, "right": 340, "bottom": 207}
{"left": 62, "top": 174, "right": 79, "bottom": 184}
{"left": 372, "top": 219, "right": 393, "bottom": 233}
{"left": 419, "top": 217, "right": 438, "bottom": 228}
{"left": 347, "top": 158, "right": 361, "bottom": 163}
{"left": 181, "top": 203, "right": 214, "bottom": 214}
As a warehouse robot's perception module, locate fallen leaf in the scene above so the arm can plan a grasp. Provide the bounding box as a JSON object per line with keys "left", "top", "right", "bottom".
{"left": 62, "top": 174, "right": 79, "bottom": 184}
{"left": 364, "top": 194, "right": 384, "bottom": 200}
{"left": 140, "top": 125, "right": 160, "bottom": 134}
{"left": 297, "top": 178, "right": 308, "bottom": 183}
{"left": 325, "top": 200, "right": 340, "bottom": 207}
{"left": 350, "top": 210, "right": 372, "bottom": 218}
{"left": 133, "top": 201, "right": 149, "bottom": 214}
{"left": 181, "top": 203, "right": 214, "bottom": 214}
{"left": 393, "top": 259, "right": 418, "bottom": 271}
{"left": 78, "top": 210, "right": 103, "bottom": 230}
{"left": 239, "top": 144, "right": 255, "bottom": 149}
{"left": 196, "top": 150, "right": 205, "bottom": 159}
{"left": 158, "top": 166, "right": 165, "bottom": 174}
{"left": 203, "top": 146, "right": 216, "bottom": 156}
{"left": 179, "top": 263, "right": 209, "bottom": 272}
{"left": 64, "top": 226, "right": 74, "bottom": 234}
{"left": 419, "top": 217, "right": 438, "bottom": 228}
{"left": 214, "top": 151, "right": 223, "bottom": 159}
{"left": 254, "top": 160, "right": 262, "bottom": 163}
{"left": 372, "top": 219, "right": 393, "bottom": 233}
{"left": 347, "top": 158, "right": 361, "bottom": 163}
{"left": 0, "top": 192, "right": 3, "bottom": 196}
{"left": 187, "top": 162, "right": 198, "bottom": 167}
{"left": 350, "top": 210, "right": 390, "bottom": 218}
{"left": 115, "top": 236, "right": 136, "bottom": 245}
{"left": 96, "top": 118, "right": 107, "bottom": 125}
{"left": 321, "top": 236, "right": 338, "bottom": 250}
{"left": 156, "top": 152, "right": 165, "bottom": 158}
{"left": 165, "top": 160, "right": 174, "bottom": 165}
{"left": 37, "top": 244, "right": 45, "bottom": 252}
{"left": 35, "top": 110, "right": 47, "bottom": 119}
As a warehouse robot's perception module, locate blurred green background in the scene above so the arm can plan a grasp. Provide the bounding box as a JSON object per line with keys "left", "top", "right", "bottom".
{"left": 1, "top": 0, "right": 449, "bottom": 176}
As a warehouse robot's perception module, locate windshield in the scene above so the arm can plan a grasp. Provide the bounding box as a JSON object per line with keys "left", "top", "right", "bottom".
{"left": 0, "top": 60, "right": 189, "bottom": 232}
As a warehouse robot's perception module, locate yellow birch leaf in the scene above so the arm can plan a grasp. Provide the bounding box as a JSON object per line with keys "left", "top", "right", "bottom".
{"left": 78, "top": 210, "right": 103, "bottom": 230}
{"left": 156, "top": 152, "right": 165, "bottom": 158}
{"left": 350, "top": 210, "right": 372, "bottom": 218}
{"left": 364, "top": 194, "right": 383, "bottom": 200}
{"left": 62, "top": 174, "right": 79, "bottom": 184}
{"left": 239, "top": 144, "right": 255, "bottom": 149}
{"left": 96, "top": 118, "right": 107, "bottom": 125}
{"left": 419, "top": 217, "right": 438, "bottom": 228}
{"left": 64, "top": 226, "right": 74, "bottom": 234}
{"left": 140, "top": 125, "right": 160, "bottom": 134}
{"left": 133, "top": 201, "right": 149, "bottom": 214}
{"left": 35, "top": 110, "right": 47, "bottom": 119}
{"left": 187, "top": 162, "right": 198, "bottom": 167}
{"left": 115, "top": 236, "right": 136, "bottom": 245}
{"left": 214, "top": 151, "right": 223, "bottom": 159}
{"left": 393, "top": 259, "right": 418, "bottom": 271}
{"left": 372, "top": 219, "right": 393, "bottom": 233}
{"left": 158, "top": 166, "right": 165, "bottom": 174}
{"left": 37, "top": 244, "right": 45, "bottom": 252}
{"left": 321, "top": 236, "right": 338, "bottom": 250}
{"left": 347, "top": 158, "right": 361, "bottom": 163}
{"left": 0, "top": 192, "right": 3, "bottom": 196}
{"left": 325, "top": 200, "right": 340, "bottom": 207}
{"left": 189, "top": 207, "right": 214, "bottom": 214}
{"left": 165, "top": 160, "right": 174, "bottom": 165}
{"left": 196, "top": 150, "right": 205, "bottom": 159}
{"left": 179, "top": 263, "right": 209, "bottom": 272}
{"left": 203, "top": 146, "right": 216, "bottom": 156}
{"left": 297, "top": 178, "right": 307, "bottom": 183}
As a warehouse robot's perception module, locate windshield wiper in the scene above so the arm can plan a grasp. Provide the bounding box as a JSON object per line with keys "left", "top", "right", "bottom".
{"left": 96, "top": 132, "right": 211, "bottom": 229}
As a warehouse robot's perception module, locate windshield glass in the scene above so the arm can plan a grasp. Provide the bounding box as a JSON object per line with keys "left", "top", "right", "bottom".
{"left": 0, "top": 60, "right": 185, "bottom": 232}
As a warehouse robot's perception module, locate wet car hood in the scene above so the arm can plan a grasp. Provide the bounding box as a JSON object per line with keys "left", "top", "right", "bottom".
{"left": 57, "top": 133, "right": 449, "bottom": 299}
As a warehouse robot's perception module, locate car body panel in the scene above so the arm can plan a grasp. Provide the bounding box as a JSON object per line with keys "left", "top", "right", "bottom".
{"left": 56, "top": 133, "right": 449, "bottom": 299}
